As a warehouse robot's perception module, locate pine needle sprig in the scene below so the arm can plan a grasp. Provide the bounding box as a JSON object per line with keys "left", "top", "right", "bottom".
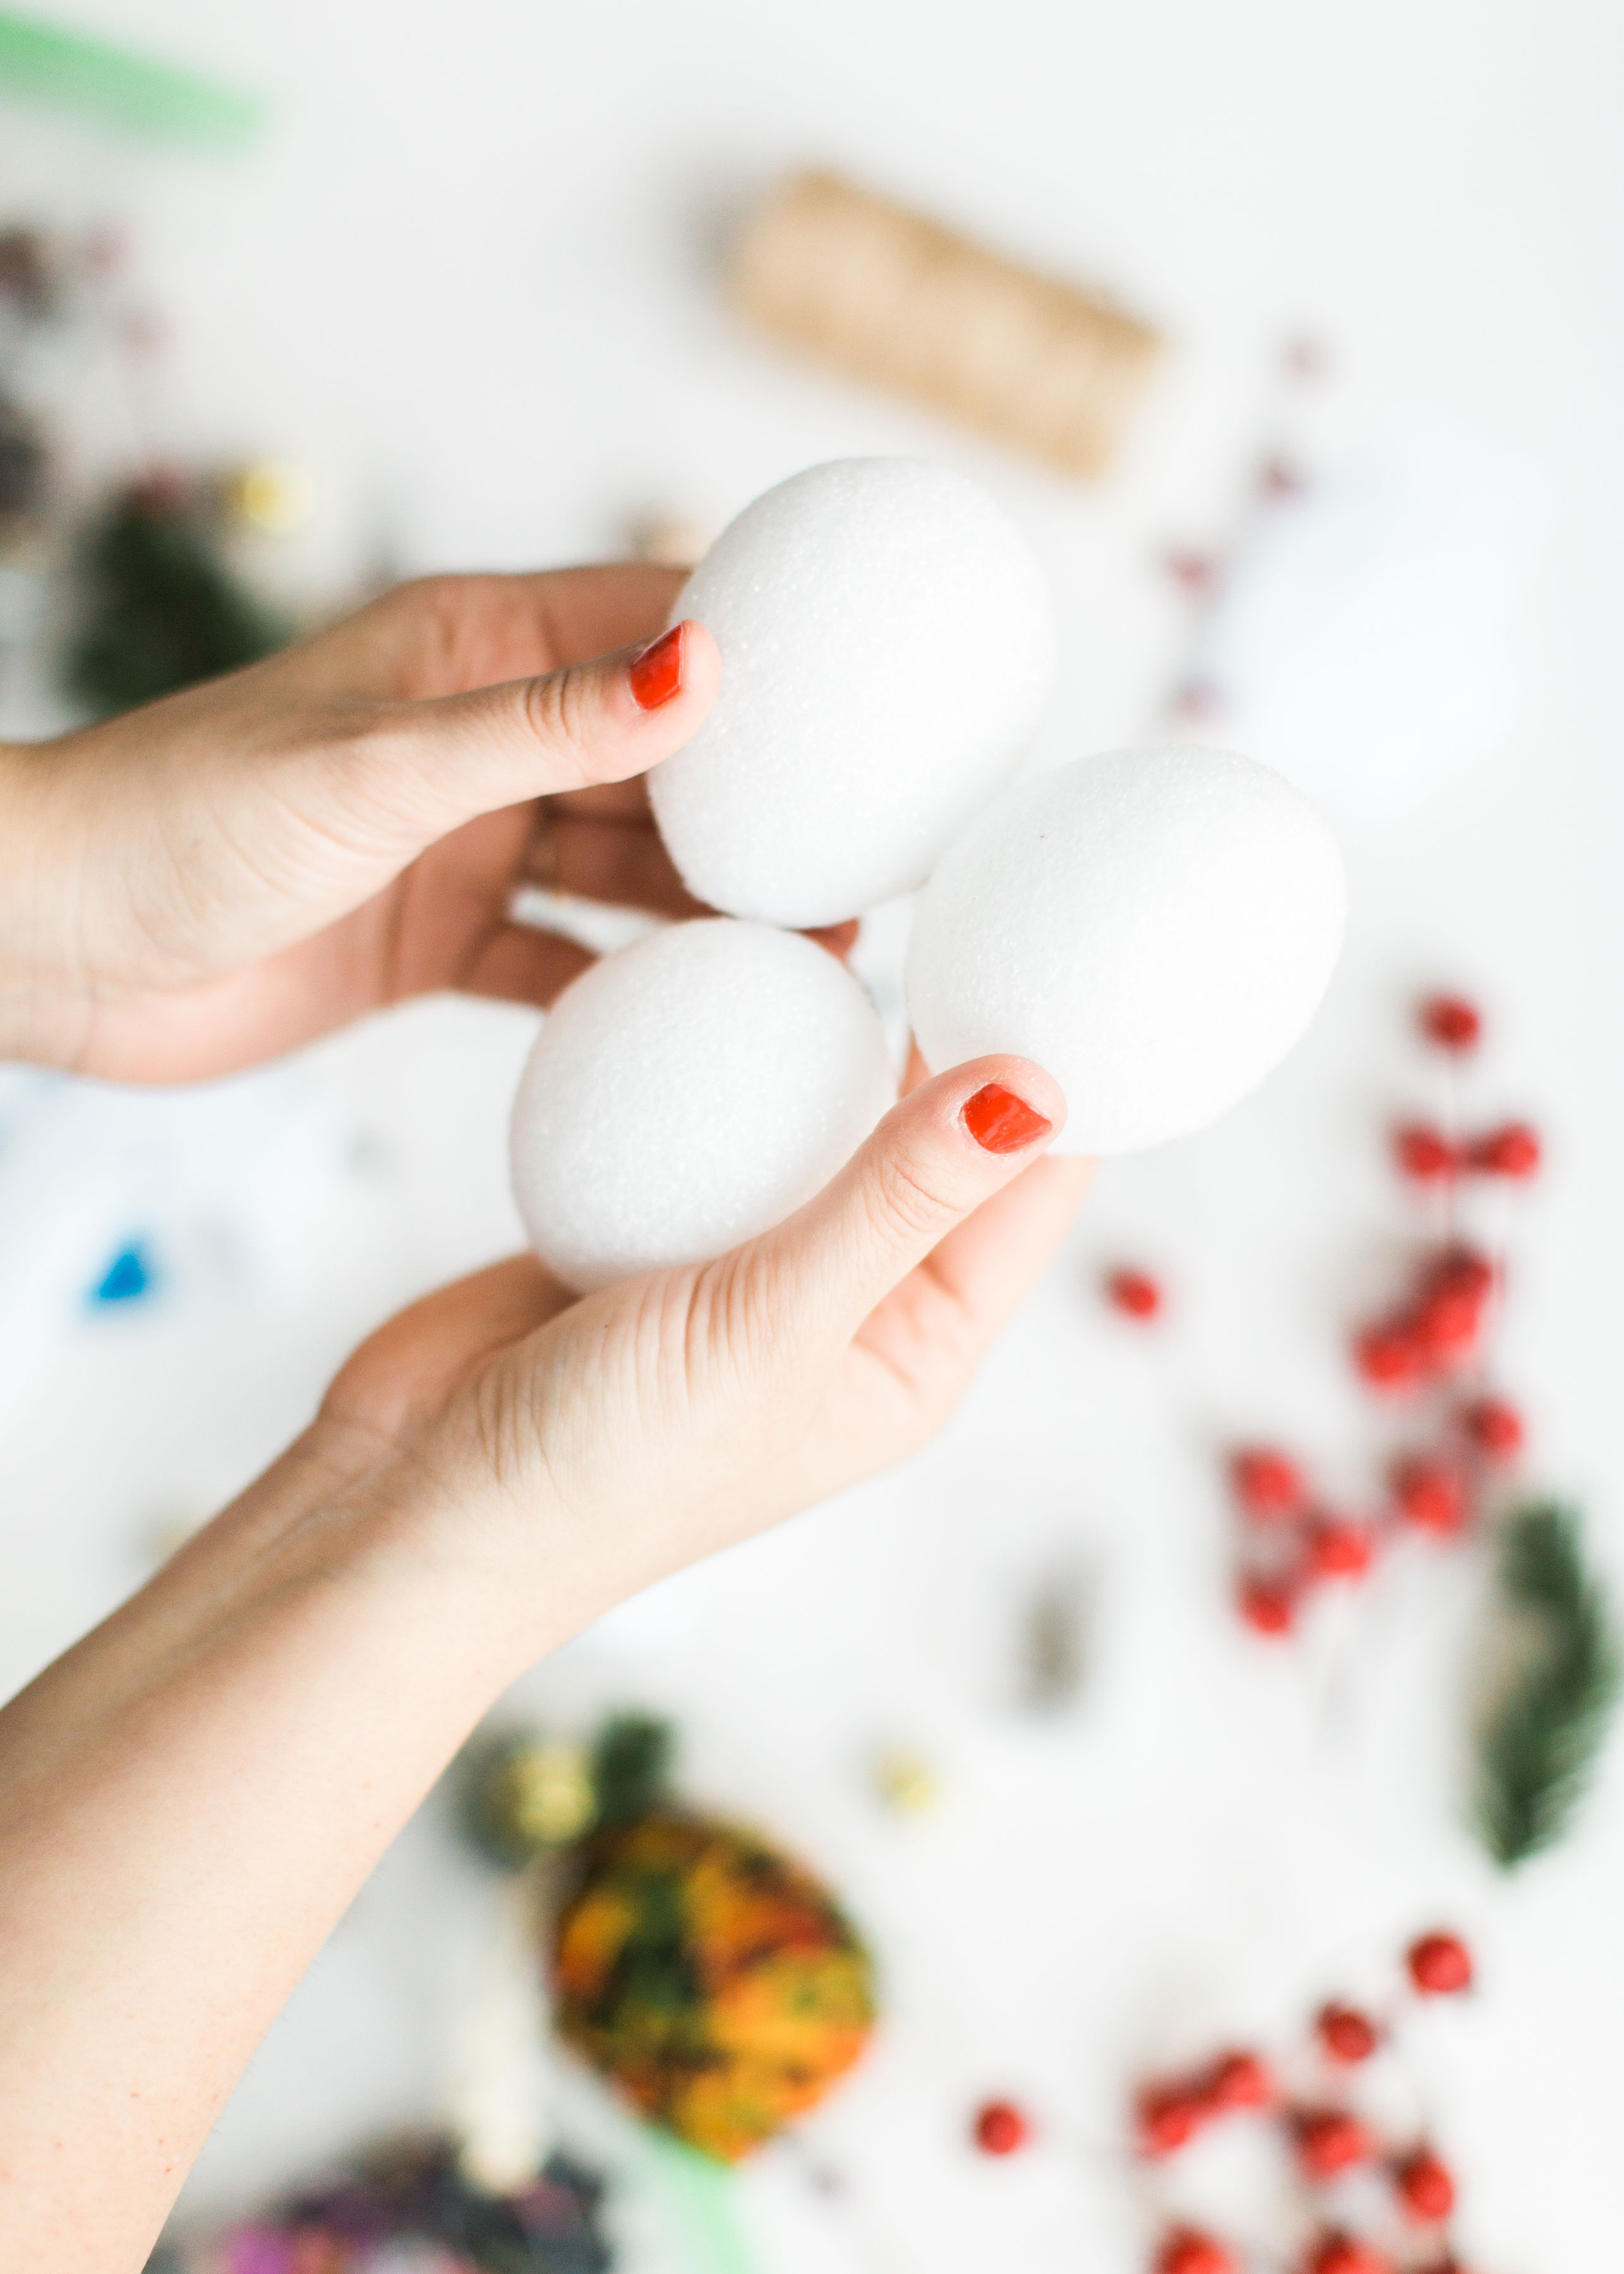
{"left": 1476, "top": 1502, "right": 1621, "bottom": 1867}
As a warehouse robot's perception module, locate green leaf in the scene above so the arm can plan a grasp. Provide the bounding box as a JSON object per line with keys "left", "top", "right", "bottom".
{"left": 1476, "top": 1502, "right": 1621, "bottom": 1868}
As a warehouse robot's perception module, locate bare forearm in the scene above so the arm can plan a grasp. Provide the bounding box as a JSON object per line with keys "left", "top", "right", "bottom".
{"left": 0, "top": 1426, "right": 548, "bottom": 2270}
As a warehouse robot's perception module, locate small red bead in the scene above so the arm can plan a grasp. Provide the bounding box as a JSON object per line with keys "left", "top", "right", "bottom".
{"left": 1460, "top": 1395, "right": 1524, "bottom": 1459}
{"left": 1205, "top": 2048, "right": 1275, "bottom": 2110}
{"left": 1305, "top": 1521, "right": 1375, "bottom": 1583}
{"left": 1230, "top": 1447, "right": 1306, "bottom": 1519}
{"left": 1392, "top": 1457, "right": 1468, "bottom": 1537}
{"left": 1393, "top": 1123, "right": 1459, "bottom": 1181}
{"left": 1306, "top": 2235, "right": 1393, "bottom": 2274}
{"left": 1354, "top": 1321, "right": 1423, "bottom": 1390}
{"left": 1395, "top": 2146, "right": 1457, "bottom": 2222}
{"left": 1157, "top": 2230, "right": 1236, "bottom": 2274}
{"left": 1107, "top": 1267, "right": 1163, "bottom": 1320}
{"left": 1465, "top": 1121, "right": 1541, "bottom": 1179}
{"left": 1137, "top": 2086, "right": 1208, "bottom": 2156}
{"left": 1315, "top": 2002, "right": 1380, "bottom": 2064}
{"left": 972, "top": 2099, "right": 1031, "bottom": 2155}
{"left": 1292, "top": 2107, "right": 1373, "bottom": 2179}
{"left": 1419, "top": 994, "right": 1482, "bottom": 1051}
{"left": 1407, "top": 1931, "right": 1473, "bottom": 1997}
{"left": 1237, "top": 1575, "right": 1297, "bottom": 1637}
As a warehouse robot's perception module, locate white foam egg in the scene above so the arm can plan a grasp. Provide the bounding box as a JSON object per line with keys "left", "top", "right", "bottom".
{"left": 510, "top": 919, "right": 896, "bottom": 1292}
{"left": 649, "top": 458, "right": 1055, "bottom": 928}
{"left": 905, "top": 746, "right": 1346, "bottom": 1155}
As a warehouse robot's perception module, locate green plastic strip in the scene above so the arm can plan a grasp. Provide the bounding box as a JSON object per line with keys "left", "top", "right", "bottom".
{"left": 646, "top": 2134, "right": 766, "bottom": 2274}
{"left": 0, "top": 10, "right": 267, "bottom": 149}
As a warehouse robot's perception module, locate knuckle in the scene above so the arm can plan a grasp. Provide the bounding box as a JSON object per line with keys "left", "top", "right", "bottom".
{"left": 867, "top": 1147, "right": 959, "bottom": 1248}
{"left": 522, "top": 663, "right": 598, "bottom": 777}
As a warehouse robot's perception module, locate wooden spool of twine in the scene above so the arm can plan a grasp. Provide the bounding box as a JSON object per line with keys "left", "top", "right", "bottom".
{"left": 731, "top": 171, "right": 1162, "bottom": 481}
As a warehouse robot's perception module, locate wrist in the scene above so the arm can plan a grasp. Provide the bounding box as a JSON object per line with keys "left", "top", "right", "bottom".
{"left": 0, "top": 738, "right": 77, "bottom": 1066}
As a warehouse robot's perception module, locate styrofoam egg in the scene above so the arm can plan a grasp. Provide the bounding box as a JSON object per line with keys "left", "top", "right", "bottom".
{"left": 510, "top": 919, "right": 896, "bottom": 1292}
{"left": 649, "top": 458, "right": 1055, "bottom": 928}
{"left": 905, "top": 746, "right": 1346, "bottom": 1155}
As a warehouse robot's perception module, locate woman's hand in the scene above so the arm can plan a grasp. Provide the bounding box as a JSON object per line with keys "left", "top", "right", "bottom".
{"left": 0, "top": 1054, "right": 1086, "bottom": 2270}
{"left": 325, "top": 1054, "right": 1087, "bottom": 1625}
{"left": 0, "top": 565, "right": 719, "bottom": 1080}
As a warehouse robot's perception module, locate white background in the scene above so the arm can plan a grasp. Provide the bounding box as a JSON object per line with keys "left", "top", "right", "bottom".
{"left": 3, "top": 1, "right": 1623, "bottom": 2266}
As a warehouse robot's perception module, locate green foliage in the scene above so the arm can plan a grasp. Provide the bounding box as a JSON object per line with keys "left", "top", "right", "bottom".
{"left": 1476, "top": 1502, "right": 1620, "bottom": 1867}
{"left": 65, "top": 485, "right": 289, "bottom": 716}
{"left": 590, "top": 1712, "right": 676, "bottom": 1826}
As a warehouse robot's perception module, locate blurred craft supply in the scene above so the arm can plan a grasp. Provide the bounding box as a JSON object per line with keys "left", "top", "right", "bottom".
{"left": 66, "top": 471, "right": 291, "bottom": 714}
{"left": 1473, "top": 1501, "right": 1619, "bottom": 1869}
{"left": 154, "top": 2136, "right": 612, "bottom": 2274}
{"left": 731, "top": 171, "right": 1161, "bottom": 481}
{"left": 461, "top": 1709, "right": 877, "bottom": 2166}
{"left": 0, "top": 9, "right": 266, "bottom": 150}
{"left": 1167, "top": 431, "right": 1546, "bottom": 826}
{"left": 0, "top": 1062, "right": 350, "bottom": 1439}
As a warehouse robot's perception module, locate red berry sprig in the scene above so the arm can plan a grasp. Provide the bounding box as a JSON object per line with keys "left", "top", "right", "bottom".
{"left": 1130, "top": 1933, "right": 1480, "bottom": 2271}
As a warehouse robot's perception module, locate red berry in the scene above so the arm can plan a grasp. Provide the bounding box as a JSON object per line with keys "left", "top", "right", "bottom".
{"left": 1206, "top": 2048, "right": 1275, "bottom": 2110}
{"left": 972, "top": 2099, "right": 1030, "bottom": 2155}
{"left": 1466, "top": 1121, "right": 1541, "bottom": 1178}
{"left": 1305, "top": 1520, "right": 1375, "bottom": 1582}
{"left": 1393, "top": 1123, "right": 1459, "bottom": 1181}
{"left": 1306, "top": 2236, "right": 1393, "bottom": 2274}
{"left": 1237, "top": 1575, "right": 1297, "bottom": 1636}
{"left": 1395, "top": 2146, "right": 1457, "bottom": 2222}
{"left": 1107, "top": 1267, "right": 1163, "bottom": 1320}
{"left": 1157, "top": 2232, "right": 1235, "bottom": 2274}
{"left": 1392, "top": 1457, "right": 1468, "bottom": 1537}
{"left": 1315, "top": 2002, "right": 1380, "bottom": 2063}
{"left": 1137, "top": 2086, "right": 1208, "bottom": 2156}
{"left": 1427, "top": 1246, "right": 1495, "bottom": 1304}
{"left": 1354, "top": 1321, "right": 1423, "bottom": 1390}
{"left": 1419, "top": 994, "right": 1482, "bottom": 1051}
{"left": 1292, "top": 2107, "right": 1373, "bottom": 2179}
{"left": 1412, "top": 1287, "right": 1482, "bottom": 1364}
{"left": 1407, "top": 1931, "right": 1473, "bottom": 1996}
{"left": 1230, "top": 1447, "right": 1306, "bottom": 1519}
{"left": 1460, "top": 1395, "right": 1524, "bottom": 1459}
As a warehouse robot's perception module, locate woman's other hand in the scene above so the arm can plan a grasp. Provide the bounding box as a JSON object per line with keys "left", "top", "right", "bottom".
{"left": 0, "top": 566, "right": 719, "bottom": 1078}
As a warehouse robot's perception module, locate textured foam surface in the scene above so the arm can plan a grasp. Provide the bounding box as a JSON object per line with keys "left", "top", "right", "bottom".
{"left": 649, "top": 459, "right": 1055, "bottom": 927}
{"left": 510, "top": 920, "right": 896, "bottom": 1292}
{"left": 906, "top": 746, "right": 1347, "bottom": 1155}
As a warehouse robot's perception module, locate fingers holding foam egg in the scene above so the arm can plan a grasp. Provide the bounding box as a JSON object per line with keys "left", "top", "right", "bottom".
{"left": 743, "top": 1054, "right": 1070, "bottom": 1351}
{"left": 361, "top": 618, "right": 723, "bottom": 847}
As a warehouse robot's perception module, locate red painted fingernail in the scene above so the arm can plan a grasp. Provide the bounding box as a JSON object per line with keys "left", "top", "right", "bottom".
{"left": 629, "top": 623, "right": 685, "bottom": 709}
{"left": 962, "top": 1082, "right": 1052, "bottom": 1154}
